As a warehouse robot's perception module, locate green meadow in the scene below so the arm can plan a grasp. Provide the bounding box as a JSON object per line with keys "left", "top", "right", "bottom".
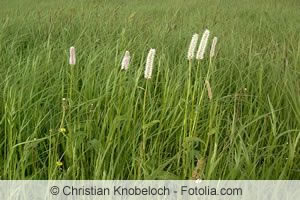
{"left": 0, "top": 0, "right": 299, "bottom": 179}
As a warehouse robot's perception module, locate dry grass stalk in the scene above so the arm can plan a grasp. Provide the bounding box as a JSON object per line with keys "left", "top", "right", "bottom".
{"left": 205, "top": 80, "right": 213, "bottom": 100}
{"left": 192, "top": 158, "right": 206, "bottom": 180}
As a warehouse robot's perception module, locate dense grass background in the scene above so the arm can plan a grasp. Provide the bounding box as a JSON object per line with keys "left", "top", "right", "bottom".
{"left": 0, "top": 0, "right": 299, "bottom": 179}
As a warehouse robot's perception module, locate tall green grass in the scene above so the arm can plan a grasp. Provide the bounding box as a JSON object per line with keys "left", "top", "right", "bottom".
{"left": 0, "top": 0, "right": 299, "bottom": 179}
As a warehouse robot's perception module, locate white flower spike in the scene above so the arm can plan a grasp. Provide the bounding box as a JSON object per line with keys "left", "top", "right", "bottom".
{"left": 69, "top": 46, "right": 76, "bottom": 65}
{"left": 196, "top": 29, "right": 210, "bottom": 60}
{"left": 144, "top": 48, "right": 156, "bottom": 79}
{"left": 187, "top": 33, "right": 199, "bottom": 60}
{"left": 121, "top": 51, "right": 131, "bottom": 70}
{"left": 210, "top": 37, "right": 218, "bottom": 58}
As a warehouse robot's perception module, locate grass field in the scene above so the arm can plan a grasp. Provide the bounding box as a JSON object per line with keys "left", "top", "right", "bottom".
{"left": 0, "top": 0, "right": 299, "bottom": 180}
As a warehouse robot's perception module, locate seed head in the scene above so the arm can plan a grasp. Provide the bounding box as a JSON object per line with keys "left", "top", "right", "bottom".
{"left": 187, "top": 33, "right": 199, "bottom": 60}
{"left": 196, "top": 29, "right": 210, "bottom": 60}
{"left": 144, "top": 48, "right": 156, "bottom": 79}
{"left": 121, "top": 51, "right": 131, "bottom": 70}
{"left": 210, "top": 37, "right": 218, "bottom": 58}
{"left": 205, "top": 80, "right": 213, "bottom": 100}
{"left": 69, "top": 46, "right": 76, "bottom": 65}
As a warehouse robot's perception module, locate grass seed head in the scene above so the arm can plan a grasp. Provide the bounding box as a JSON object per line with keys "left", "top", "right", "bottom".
{"left": 205, "top": 80, "right": 213, "bottom": 100}
{"left": 69, "top": 46, "right": 76, "bottom": 65}
{"left": 187, "top": 33, "right": 199, "bottom": 60}
{"left": 192, "top": 158, "right": 206, "bottom": 180}
{"left": 144, "top": 48, "right": 156, "bottom": 79}
{"left": 210, "top": 37, "right": 218, "bottom": 58}
{"left": 196, "top": 29, "right": 210, "bottom": 60}
{"left": 121, "top": 50, "right": 131, "bottom": 70}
